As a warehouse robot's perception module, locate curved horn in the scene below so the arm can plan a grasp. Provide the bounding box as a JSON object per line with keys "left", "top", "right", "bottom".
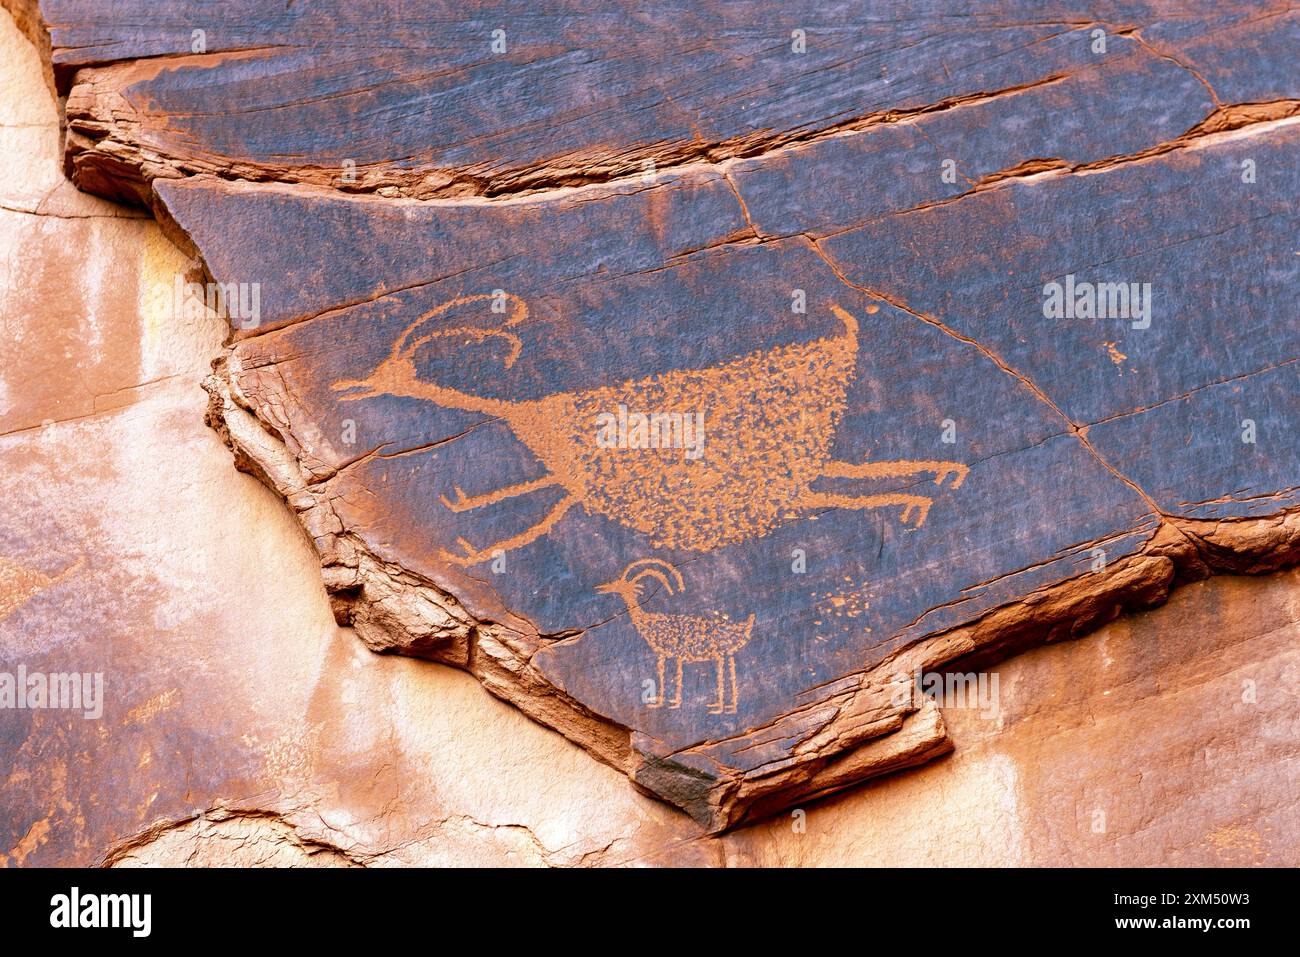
{"left": 394, "top": 293, "right": 529, "bottom": 360}
{"left": 627, "top": 566, "right": 675, "bottom": 598}
{"left": 620, "top": 558, "right": 685, "bottom": 594}
{"left": 411, "top": 326, "right": 523, "bottom": 368}
{"left": 331, "top": 293, "right": 528, "bottom": 416}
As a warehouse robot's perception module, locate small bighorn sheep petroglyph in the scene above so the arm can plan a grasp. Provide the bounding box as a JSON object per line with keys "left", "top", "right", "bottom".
{"left": 596, "top": 559, "right": 753, "bottom": 714}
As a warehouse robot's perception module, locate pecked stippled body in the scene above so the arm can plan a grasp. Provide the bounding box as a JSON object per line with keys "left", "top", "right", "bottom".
{"left": 333, "top": 294, "right": 968, "bottom": 567}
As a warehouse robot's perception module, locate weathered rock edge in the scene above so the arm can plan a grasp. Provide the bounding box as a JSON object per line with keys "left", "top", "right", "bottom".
{"left": 203, "top": 358, "right": 1300, "bottom": 832}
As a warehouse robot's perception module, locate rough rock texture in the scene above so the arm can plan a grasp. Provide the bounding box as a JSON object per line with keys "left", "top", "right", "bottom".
{"left": 1, "top": 2, "right": 1297, "bottom": 854}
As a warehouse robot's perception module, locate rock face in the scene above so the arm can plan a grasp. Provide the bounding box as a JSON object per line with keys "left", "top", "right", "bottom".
{"left": 1, "top": 1, "right": 1297, "bottom": 851}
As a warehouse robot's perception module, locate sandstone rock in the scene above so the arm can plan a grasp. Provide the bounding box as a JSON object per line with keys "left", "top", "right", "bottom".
{"left": 1, "top": 1, "right": 1297, "bottom": 850}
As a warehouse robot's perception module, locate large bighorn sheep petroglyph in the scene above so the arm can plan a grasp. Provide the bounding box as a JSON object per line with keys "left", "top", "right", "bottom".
{"left": 333, "top": 294, "right": 968, "bottom": 565}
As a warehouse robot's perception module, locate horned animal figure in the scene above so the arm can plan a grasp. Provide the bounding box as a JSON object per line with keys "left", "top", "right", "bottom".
{"left": 333, "top": 295, "right": 969, "bottom": 567}
{"left": 596, "top": 559, "right": 752, "bottom": 714}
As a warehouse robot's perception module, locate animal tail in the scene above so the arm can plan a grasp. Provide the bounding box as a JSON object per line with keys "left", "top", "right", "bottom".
{"left": 744, "top": 612, "right": 756, "bottom": 636}
{"left": 830, "top": 303, "right": 858, "bottom": 341}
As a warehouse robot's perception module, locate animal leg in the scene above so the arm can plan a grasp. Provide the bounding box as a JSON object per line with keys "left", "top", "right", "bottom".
{"left": 440, "top": 475, "right": 562, "bottom": 513}
{"left": 647, "top": 656, "right": 665, "bottom": 708}
{"left": 708, "top": 656, "right": 725, "bottom": 715}
{"left": 822, "top": 458, "right": 969, "bottom": 489}
{"left": 726, "top": 654, "right": 738, "bottom": 714}
{"left": 670, "top": 658, "right": 683, "bottom": 709}
{"left": 440, "top": 494, "right": 577, "bottom": 566}
{"left": 802, "top": 491, "right": 933, "bottom": 527}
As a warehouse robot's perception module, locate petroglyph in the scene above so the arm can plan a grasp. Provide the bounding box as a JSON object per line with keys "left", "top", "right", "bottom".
{"left": 334, "top": 297, "right": 968, "bottom": 565}
{"left": 596, "top": 559, "right": 751, "bottom": 714}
